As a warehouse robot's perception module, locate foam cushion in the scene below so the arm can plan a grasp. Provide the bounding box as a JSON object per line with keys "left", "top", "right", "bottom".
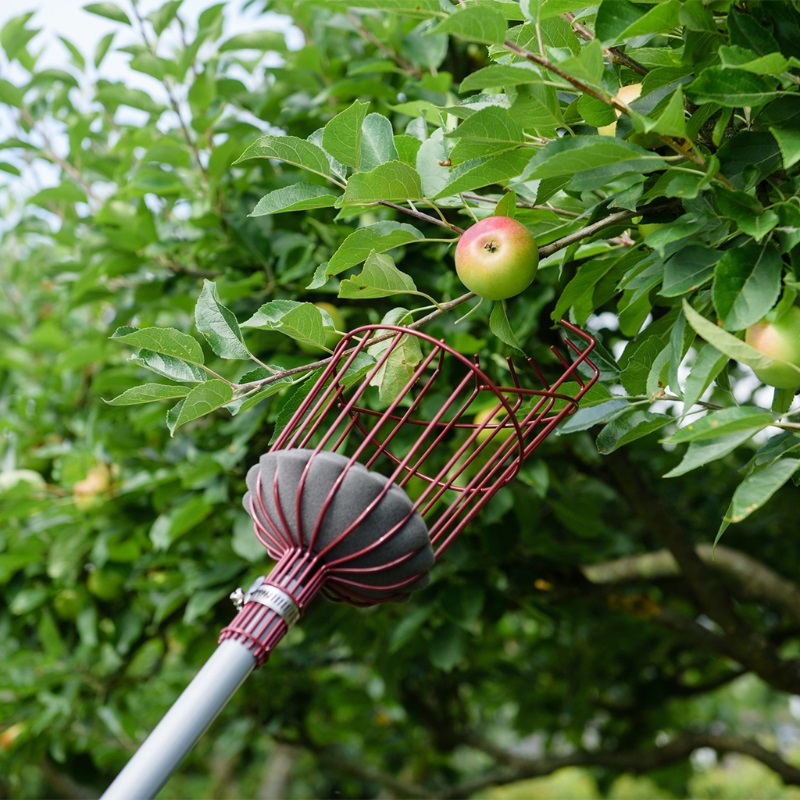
{"left": 243, "top": 449, "right": 434, "bottom": 601}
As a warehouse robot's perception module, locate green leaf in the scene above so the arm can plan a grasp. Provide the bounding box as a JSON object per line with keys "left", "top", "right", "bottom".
{"left": 95, "top": 84, "right": 163, "bottom": 114}
{"left": 556, "top": 398, "right": 631, "bottom": 435}
{"left": 727, "top": 8, "right": 780, "bottom": 57}
{"left": 525, "top": 137, "right": 665, "bottom": 191}
{"left": 236, "top": 135, "right": 334, "bottom": 182}
{"left": 664, "top": 429, "right": 756, "bottom": 478}
{"left": 1, "top": 12, "right": 37, "bottom": 62}
{"left": 553, "top": 250, "right": 636, "bottom": 324}
{"left": 430, "top": 7, "right": 507, "bottom": 45}
{"left": 360, "top": 113, "right": 399, "bottom": 172}
{"left": 719, "top": 45, "right": 789, "bottom": 75}
{"left": 83, "top": 2, "right": 130, "bottom": 25}
{"left": 104, "top": 383, "right": 191, "bottom": 406}
{"left": 595, "top": 0, "right": 642, "bottom": 45}
{"left": 429, "top": 623, "right": 466, "bottom": 672}
{"left": 321, "top": 0, "right": 440, "bottom": 13}
{"left": 724, "top": 458, "right": 800, "bottom": 527}
{"left": 681, "top": 344, "right": 728, "bottom": 416}
{"left": 325, "top": 222, "right": 426, "bottom": 278}
{"left": 147, "top": 0, "right": 182, "bottom": 36}
{"left": 489, "top": 302, "right": 523, "bottom": 352}
{"left": 620, "top": 337, "right": 664, "bottom": 396}
{"left": 596, "top": 410, "right": 673, "bottom": 454}
{"left": 494, "top": 192, "right": 517, "bottom": 218}
{"left": 322, "top": 100, "right": 370, "bottom": 170}
{"left": 415, "top": 128, "right": 452, "bottom": 198}
{"left": 170, "top": 380, "right": 234, "bottom": 434}
{"left": 195, "top": 280, "right": 250, "bottom": 360}
{"left": 218, "top": 31, "right": 286, "bottom": 52}
{"left": 112, "top": 327, "right": 204, "bottom": 364}
{"left": 682, "top": 300, "right": 779, "bottom": 373}
{"left": 685, "top": 67, "right": 780, "bottom": 107}
{"left": 339, "top": 252, "right": 419, "bottom": 300}
{"left": 433, "top": 149, "right": 533, "bottom": 199}
{"left": 150, "top": 498, "right": 215, "bottom": 549}
{"left": 712, "top": 243, "right": 782, "bottom": 331}
{"left": 131, "top": 351, "right": 207, "bottom": 383}
{"left": 578, "top": 93, "right": 617, "bottom": 127}
{"left": 94, "top": 31, "right": 115, "bottom": 67}
{"left": 509, "top": 83, "right": 563, "bottom": 131}
{"left": 769, "top": 126, "right": 800, "bottom": 171}
{"left": 394, "top": 134, "right": 422, "bottom": 166}
{"left": 596, "top": 0, "right": 680, "bottom": 46}
{"left": 460, "top": 64, "right": 542, "bottom": 92}
{"left": 650, "top": 85, "right": 688, "bottom": 138}
{"left": 250, "top": 184, "right": 339, "bottom": 216}
{"left": 341, "top": 161, "right": 423, "bottom": 204}
{"left": 661, "top": 245, "right": 720, "bottom": 298}
{"left": 0, "top": 78, "right": 24, "bottom": 108}
{"left": 666, "top": 407, "right": 776, "bottom": 444}
{"left": 242, "top": 300, "right": 329, "bottom": 350}
{"left": 367, "top": 331, "right": 424, "bottom": 404}
{"left": 447, "top": 107, "right": 524, "bottom": 165}
{"left": 715, "top": 188, "right": 779, "bottom": 241}
{"left": 554, "top": 39, "right": 604, "bottom": 88}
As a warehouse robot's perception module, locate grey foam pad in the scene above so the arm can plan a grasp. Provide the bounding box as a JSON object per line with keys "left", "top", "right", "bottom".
{"left": 243, "top": 449, "right": 434, "bottom": 599}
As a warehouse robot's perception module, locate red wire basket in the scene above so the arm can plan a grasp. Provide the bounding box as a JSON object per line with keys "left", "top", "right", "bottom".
{"left": 220, "top": 321, "right": 598, "bottom": 665}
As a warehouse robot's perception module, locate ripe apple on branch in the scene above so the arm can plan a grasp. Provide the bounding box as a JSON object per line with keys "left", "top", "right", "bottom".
{"left": 454, "top": 216, "right": 539, "bottom": 301}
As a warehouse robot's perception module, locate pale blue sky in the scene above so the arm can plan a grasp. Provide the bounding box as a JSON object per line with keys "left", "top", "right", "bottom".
{"left": 0, "top": 0, "right": 294, "bottom": 78}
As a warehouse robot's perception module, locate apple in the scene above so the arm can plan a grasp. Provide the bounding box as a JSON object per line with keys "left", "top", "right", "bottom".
{"left": 87, "top": 566, "right": 127, "bottom": 601}
{"left": 461, "top": 405, "right": 521, "bottom": 480}
{"left": 0, "top": 722, "right": 26, "bottom": 750}
{"left": 598, "top": 83, "right": 642, "bottom": 136}
{"left": 454, "top": 216, "right": 538, "bottom": 301}
{"left": 473, "top": 406, "right": 515, "bottom": 447}
{"left": 744, "top": 306, "right": 800, "bottom": 389}
{"left": 73, "top": 464, "right": 114, "bottom": 511}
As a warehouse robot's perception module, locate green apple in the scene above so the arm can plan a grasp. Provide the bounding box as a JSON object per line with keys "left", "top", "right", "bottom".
{"left": 73, "top": 464, "right": 114, "bottom": 511}
{"left": 745, "top": 306, "right": 800, "bottom": 389}
{"left": 454, "top": 216, "right": 538, "bottom": 301}
{"left": 87, "top": 566, "right": 127, "bottom": 601}
{"left": 0, "top": 722, "right": 26, "bottom": 750}
{"left": 53, "top": 587, "right": 88, "bottom": 620}
{"left": 473, "top": 406, "right": 514, "bottom": 447}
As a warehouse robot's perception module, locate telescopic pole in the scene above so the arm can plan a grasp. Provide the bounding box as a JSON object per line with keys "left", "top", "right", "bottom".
{"left": 100, "top": 640, "right": 256, "bottom": 800}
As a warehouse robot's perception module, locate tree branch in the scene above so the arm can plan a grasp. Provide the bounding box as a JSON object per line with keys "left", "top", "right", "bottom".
{"left": 501, "top": 39, "right": 736, "bottom": 190}
{"left": 561, "top": 12, "right": 650, "bottom": 76}
{"left": 603, "top": 449, "right": 800, "bottom": 694}
{"left": 584, "top": 545, "right": 800, "bottom": 624}
{"left": 446, "top": 730, "right": 800, "bottom": 797}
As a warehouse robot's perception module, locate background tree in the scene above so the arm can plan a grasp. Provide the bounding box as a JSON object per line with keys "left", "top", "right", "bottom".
{"left": 2, "top": 0, "right": 800, "bottom": 797}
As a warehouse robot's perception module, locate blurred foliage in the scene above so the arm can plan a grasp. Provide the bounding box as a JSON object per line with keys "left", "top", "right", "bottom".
{"left": 2, "top": 0, "right": 800, "bottom": 798}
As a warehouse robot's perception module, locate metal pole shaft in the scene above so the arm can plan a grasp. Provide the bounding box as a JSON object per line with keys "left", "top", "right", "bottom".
{"left": 100, "top": 640, "right": 256, "bottom": 800}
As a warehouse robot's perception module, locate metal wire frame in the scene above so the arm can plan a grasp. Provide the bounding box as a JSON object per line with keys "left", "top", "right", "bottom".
{"left": 271, "top": 321, "right": 598, "bottom": 551}
{"left": 220, "top": 321, "right": 598, "bottom": 663}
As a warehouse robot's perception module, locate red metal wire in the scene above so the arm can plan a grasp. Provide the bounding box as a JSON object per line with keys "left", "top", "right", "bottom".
{"left": 220, "top": 321, "right": 598, "bottom": 664}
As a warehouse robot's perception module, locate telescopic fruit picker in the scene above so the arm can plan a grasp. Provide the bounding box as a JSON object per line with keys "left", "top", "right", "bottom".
{"left": 101, "top": 321, "right": 598, "bottom": 799}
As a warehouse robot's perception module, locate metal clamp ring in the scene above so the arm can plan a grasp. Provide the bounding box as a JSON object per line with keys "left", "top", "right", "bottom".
{"left": 230, "top": 577, "right": 300, "bottom": 628}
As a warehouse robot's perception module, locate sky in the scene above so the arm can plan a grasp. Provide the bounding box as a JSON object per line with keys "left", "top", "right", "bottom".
{"left": 0, "top": 0, "right": 296, "bottom": 85}
{"left": 1, "top": 0, "right": 263, "bottom": 60}
{"left": 0, "top": 0, "right": 295, "bottom": 225}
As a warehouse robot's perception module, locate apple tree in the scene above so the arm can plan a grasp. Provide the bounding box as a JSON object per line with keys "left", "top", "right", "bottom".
{"left": 2, "top": 0, "right": 800, "bottom": 797}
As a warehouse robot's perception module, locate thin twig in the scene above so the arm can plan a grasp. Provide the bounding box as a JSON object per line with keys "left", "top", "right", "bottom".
{"left": 562, "top": 12, "right": 649, "bottom": 76}
{"left": 347, "top": 12, "right": 423, "bottom": 79}
{"left": 502, "top": 39, "right": 736, "bottom": 190}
